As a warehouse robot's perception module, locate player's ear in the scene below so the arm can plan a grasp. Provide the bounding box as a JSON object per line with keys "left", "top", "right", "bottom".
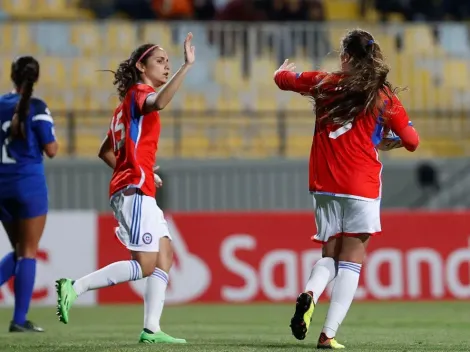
{"left": 135, "top": 61, "right": 145, "bottom": 74}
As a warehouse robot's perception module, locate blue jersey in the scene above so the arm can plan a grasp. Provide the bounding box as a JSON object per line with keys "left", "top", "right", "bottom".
{"left": 0, "top": 93, "right": 56, "bottom": 221}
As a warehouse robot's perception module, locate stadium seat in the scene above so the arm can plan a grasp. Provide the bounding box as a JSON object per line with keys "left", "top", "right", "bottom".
{"left": 70, "top": 23, "right": 100, "bottom": 56}
{"left": 180, "top": 136, "right": 211, "bottom": 158}
{"left": 214, "top": 58, "right": 244, "bottom": 87}
{"left": 182, "top": 93, "right": 208, "bottom": 112}
{"left": 0, "top": 58, "right": 12, "bottom": 88}
{"left": 324, "top": 0, "right": 359, "bottom": 21}
{"left": 102, "top": 22, "right": 138, "bottom": 56}
{"left": 1, "top": 0, "right": 29, "bottom": 12}
{"left": 1, "top": 22, "right": 38, "bottom": 54}
{"left": 74, "top": 133, "right": 102, "bottom": 157}
{"left": 251, "top": 57, "right": 277, "bottom": 84}
{"left": 442, "top": 60, "right": 469, "bottom": 90}
{"left": 39, "top": 57, "right": 67, "bottom": 88}
{"left": 38, "top": 89, "right": 68, "bottom": 111}
{"left": 403, "top": 25, "right": 443, "bottom": 56}
{"left": 70, "top": 58, "right": 101, "bottom": 89}
{"left": 285, "top": 135, "right": 311, "bottom": 158}
{"left": 141, "top": 23, "right": 174, "bottom": 52}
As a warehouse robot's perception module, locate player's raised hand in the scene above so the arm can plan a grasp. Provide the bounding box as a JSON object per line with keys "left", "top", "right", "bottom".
{"left": 277, "top": 59, "right": 296, "bottom": 72}
{"left": 184, "top": 32, "right": 195, "bottom": 66}
{"left": 153, "top": 165, "right": 163, "bottom": 188}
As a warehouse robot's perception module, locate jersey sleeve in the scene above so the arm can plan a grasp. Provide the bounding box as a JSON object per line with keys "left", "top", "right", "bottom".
{"left": 383, "top": 95, "right": 419, "bottom": 151}
{"left": 383, "top": 95, "right": 412, "bottom": 134}
{"left": 134, "top": 84, "right": 157, "bottom": 115}
{"left": 274, "top": 70, "right": 327, "bottom": 94}
{"left": 31, "top": 100, "right": 56, "bottom": 146}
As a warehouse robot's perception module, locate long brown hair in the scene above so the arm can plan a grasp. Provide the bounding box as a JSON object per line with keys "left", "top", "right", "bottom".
{"left": 107, "top": 44, "right": 159, "bottom": 101}
{"left": 313, "top": 29, "right": 401, "bottom": 126}
{"left": 10, "top": 56, "right": 40, "bottom": 139}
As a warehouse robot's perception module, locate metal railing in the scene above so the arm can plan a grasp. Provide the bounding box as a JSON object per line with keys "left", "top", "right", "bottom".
{"left": 1, "top": 21, "right": 470, "bottom": 157}
{"left": 53, "top": 109, "right": 470, "bottom": 158}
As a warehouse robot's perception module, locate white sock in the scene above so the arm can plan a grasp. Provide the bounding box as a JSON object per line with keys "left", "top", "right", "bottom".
{"left": 72, "top": 260, "right": 143, "bottom": 296}
{"left": 143, "top": 267, "right": 169, "bottom": 333}
{"left": 322, "top": 261, "right": 362, "bottom": 338}
{"left": 305, "top": 257, "right": 337, "bottom": 304}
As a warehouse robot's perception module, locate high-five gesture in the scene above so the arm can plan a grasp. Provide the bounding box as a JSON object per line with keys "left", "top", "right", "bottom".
{"left": 276, "top": 59, "right": 296, "bottom": 73}
{"left": 184, "top": 32, "right": 195, "bottom": 65}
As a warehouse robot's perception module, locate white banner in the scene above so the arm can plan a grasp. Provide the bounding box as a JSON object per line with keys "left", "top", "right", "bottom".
{"left": 0, "top": 211, "right": 97, "bottom": 306}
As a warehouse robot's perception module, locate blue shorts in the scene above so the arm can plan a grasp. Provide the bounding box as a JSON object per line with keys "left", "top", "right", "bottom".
{"left": 0, "top": 175, "right": 49, "bottom": 222}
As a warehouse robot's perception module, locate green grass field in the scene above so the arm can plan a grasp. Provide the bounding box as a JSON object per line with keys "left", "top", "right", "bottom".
{"left": 0, "top": 302, "right": 468, "bottom": 351}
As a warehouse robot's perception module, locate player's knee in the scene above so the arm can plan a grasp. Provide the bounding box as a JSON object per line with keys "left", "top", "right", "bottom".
{"left": 133, "top": 252, "right": 158, "bottom": 277}
{"left": 156, "top": 237, "right": 174, "bottom": 272}
{"left": 139, "top": 261, "right": 157, "bottom": 277}
{"left": 338, "top": 248, "right": 366, "bottom": 264}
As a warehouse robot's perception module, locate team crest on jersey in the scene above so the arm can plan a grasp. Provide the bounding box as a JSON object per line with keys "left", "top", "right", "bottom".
{"left": 142, "top": 233, "right": 153, "bottom": 244}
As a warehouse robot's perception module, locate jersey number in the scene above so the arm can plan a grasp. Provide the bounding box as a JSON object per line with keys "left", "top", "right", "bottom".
{"left": 328, "top": 122, "right": 352, "bottom": 139}
{"left": 112, "top": 111, "right": 125, "bottom": 151}
{"left": 1, "top": 121, "right": 15, "bottom": 164}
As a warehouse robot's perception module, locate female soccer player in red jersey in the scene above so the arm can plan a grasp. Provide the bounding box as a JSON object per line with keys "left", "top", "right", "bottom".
{"left": 56, "top": 33, "right": 195, "bottom": 344}
{"left": 274, "top": 29, "right": 419, "bottom": 349}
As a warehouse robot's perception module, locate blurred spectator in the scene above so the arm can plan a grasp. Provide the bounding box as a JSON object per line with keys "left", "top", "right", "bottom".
{"left": 215, "top": 0, "right": 267, "bottom": 21}
{"left": 283, "top": 0, "right": 309, "bottom": 21}
{"left": 117, "top": 0, "right": 155, "bottom": 20}
{"left": 152, "top": 0, "right": 193, "bottom": 19}
{"left": 375, "top": 0, "right": 413, "bottom": 22}
{"left": 79, "top": 0, "right": 116, "bottom": 18}
{"left": 442, "top": 0, "right": 470, "bottom": 21}
{"left": 80, "top": 0, "right": 155, "bottom": 19}
{"left": 194, "top": 0, "right": 216, "bottom": 20}
{"left": 308, "top": 0, "right": 326, "bottom": 21}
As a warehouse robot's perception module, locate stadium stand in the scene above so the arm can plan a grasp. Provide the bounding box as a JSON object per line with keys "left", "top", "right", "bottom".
{"left": 0, "top": 1, "right": 469, "bottom": 158}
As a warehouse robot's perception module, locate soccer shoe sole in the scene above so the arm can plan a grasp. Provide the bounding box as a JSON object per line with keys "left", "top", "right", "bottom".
{"left": 55, "top": 279, "right": 70, "bottom": 324}
{"left": 139, "top": 338, "right": 187, "bottom": 344}
{"left": 290, "top": 292, "right": 313, "bottom": 340}
{"left": 139, "top": 335, "right": 187, "bottom": 344}
{"left": 317, "top": 343, "right": 345, "bottom": 349}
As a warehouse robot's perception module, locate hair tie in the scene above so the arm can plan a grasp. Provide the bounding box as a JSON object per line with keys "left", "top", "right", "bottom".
{"left": 367, "top": 39, "right": 374, "bottom": 46}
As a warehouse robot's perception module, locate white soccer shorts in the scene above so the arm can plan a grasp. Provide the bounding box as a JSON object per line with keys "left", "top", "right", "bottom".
{"left": 312, "top": 194, "right": 381, "bottom": 244}
{"left": 110, "top": 190, "right": 172, "bottom": 252}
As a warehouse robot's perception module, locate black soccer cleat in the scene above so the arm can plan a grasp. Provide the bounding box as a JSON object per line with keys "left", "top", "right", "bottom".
{"left": 290, "top": 292, "right": 314, "bottom": 340}
{"left": 9, "top": 320, "right": 45, "bottom": 333}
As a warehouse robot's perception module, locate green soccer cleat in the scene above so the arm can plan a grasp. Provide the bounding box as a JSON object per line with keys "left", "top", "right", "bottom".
{"left": 138, "top": 330, "right": 187, "bottom": 344}
{"left": 55, "top": 278, "right": 78, "bottom": 324}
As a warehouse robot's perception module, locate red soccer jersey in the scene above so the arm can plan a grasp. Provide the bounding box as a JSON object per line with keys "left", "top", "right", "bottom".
{"left": 274, "top": 70, "right": 413, "bottom": 200}
{"left": 108, "top": 83, "right": 160, "bottom": 198}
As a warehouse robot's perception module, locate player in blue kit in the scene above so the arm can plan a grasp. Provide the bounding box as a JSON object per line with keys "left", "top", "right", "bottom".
{"left": 0, "top": 56, "right": 58, "bottom": 332}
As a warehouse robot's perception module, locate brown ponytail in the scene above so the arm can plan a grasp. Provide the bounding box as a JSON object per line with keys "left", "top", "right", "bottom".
{"left": 313, "top": 29, "right": 403, "bottom": 126}
{"left": 10, "top": 57, "right": 40, "bottom": 139}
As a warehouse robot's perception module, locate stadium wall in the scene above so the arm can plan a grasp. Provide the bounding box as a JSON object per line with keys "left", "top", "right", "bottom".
{"left": 0, "top": 210, "right": 469, "bottom": 307}
{"left": 45, "top": 158, "right": 470, "bottom": 210}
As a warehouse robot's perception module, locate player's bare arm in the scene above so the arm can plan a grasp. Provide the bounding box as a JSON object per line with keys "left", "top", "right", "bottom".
{"left": 43, "top": 141, "right": 58, "bottom": 158}
{"left": 98, "top": 134, "right": 116, "bottom": 169}
{"left": 143, "top": 32, "right": 195, "bottom": 113}
{"left": 273, "top": 59, "right": 323, "bottom": 94}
